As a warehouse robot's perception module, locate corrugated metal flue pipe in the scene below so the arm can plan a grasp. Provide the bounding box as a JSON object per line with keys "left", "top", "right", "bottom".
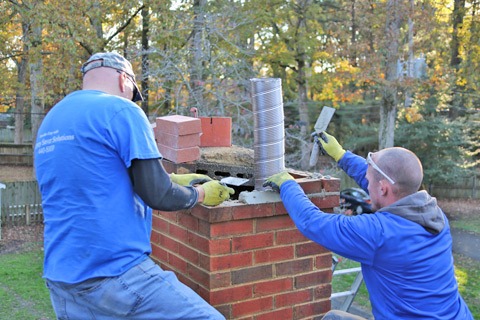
{"left": 250, "top": 78, "right": 285, "bottom": 190}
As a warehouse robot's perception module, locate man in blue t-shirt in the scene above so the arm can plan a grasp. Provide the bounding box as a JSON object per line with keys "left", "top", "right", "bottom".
{"left": 34, "top": 52, "right": 233, "bottom": 320}
{"left": 264, "top": 132, "right": 473, "bottom": 320}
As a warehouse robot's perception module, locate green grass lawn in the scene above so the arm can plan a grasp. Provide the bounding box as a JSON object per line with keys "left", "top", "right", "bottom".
{"left": 0, "top": 243, "right": 55, "bottom": 320}
{"left": 332, "top": 254, "right": 480, "bottom": 319}
{"left": 0, "top": 242, "right": 478, "bottom": 319}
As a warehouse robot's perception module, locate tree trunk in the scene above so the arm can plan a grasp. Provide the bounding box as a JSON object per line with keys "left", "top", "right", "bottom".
{"left": 29, "top": 24, "right": 44, "bottom": 151}
{"left": 297, "top": 58, "right": 311, "bottom": 169}
{"left": 189, "top": 0, "right": 206, "bottom": 113}
{"left": 449, "top": 0, "right": 466, "bottom": 119}
{"left": 350, "top": 0, "right": 358, "bottom": 67}
{"left": 14, "top": 22, "right": 29, "bottom": 144}
{"left": 141, "top": 5, "right": 150, "bottom": 116}
{"left": 379, "top": 0, "right": 402, "bottom": 149}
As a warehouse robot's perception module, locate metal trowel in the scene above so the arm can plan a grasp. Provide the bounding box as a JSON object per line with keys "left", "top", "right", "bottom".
{"left": 309, "top": 106, "right": 336, "bottom": 167}
{"left": 220, "top": 176, "right": 250, "bottom": 186}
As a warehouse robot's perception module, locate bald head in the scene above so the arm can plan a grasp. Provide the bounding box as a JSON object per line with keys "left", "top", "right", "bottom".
{"left": 375, "top": 147, "right": 423, "bottom": 197}
{"left": 82, "top": 67, "right": 134, "bottom": 102}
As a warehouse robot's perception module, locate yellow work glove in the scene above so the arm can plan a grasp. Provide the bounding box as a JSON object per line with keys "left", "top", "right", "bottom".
{"left": 262, "top": 171, "right": 294, "bottom": 192}
{"left": 319, "top": 132, "right": 346, "bottom": 162}
{"left": 170, "top": 173, "right": 212, "bottom": 186}
{"left": 202, "top": 181, "right": 235, "bottom": 206}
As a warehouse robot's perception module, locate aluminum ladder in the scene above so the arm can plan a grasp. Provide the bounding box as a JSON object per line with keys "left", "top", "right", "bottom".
{"left": 331, "top": 256, "right": 364, "bottom": 312}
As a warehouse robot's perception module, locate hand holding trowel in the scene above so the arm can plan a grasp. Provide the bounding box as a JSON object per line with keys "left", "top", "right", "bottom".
{"left": 309, "top": 106, "right": 336, "bottom": 167}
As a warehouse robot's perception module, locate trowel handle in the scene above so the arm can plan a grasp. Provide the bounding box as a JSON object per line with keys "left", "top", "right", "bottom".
{"left": 309, "top": 134, "right": 320, "bottom": 167}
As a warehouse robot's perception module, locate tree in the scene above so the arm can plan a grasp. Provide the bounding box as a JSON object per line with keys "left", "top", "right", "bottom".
{"left": 253, "top": 0, "right": 341, "bottom": 169}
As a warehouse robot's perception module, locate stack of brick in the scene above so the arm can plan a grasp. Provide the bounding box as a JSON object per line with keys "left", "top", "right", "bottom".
{"left": 155, "top": 115, "right": 202, "bottom": 164}
{"left": 150, "top": 174, "right": 340, "bottom": 319}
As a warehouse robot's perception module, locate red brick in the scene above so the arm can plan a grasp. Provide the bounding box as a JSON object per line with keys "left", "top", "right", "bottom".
{"left": 275, "top": 288, "right": 313, "bottom": 307}
{"left": 276, "top": 229, "right": 309, "bottom": 245}
{"left": 293, "top": 299, "right": 330, "bottom": 318}
{"left": 192, "top": 205, "right": 233, "bottom": 224}
{"left": 156, "top": 210, "right": 178, "bottom": 223}
{"left": 151, "top": 214, "right": 168, "bottom": 231}
{"left": 178, "top": 242, "right": 200, "bottom": 264}
{"left": 256, "top": 308, "right": 293, "bottom": 320}
{"left": 256, "top": 215, "right": 295, "bottom": 232}
{"left": 160, "top": 234, "right": 180, "bottom": 253}
{"left": 231, "top": 203, "right": 275, "bottom": 220}
{"left": 297, "top": 178, "right": 324, "bottom": 194}
{"left": 232, "top": 233, "right": 274, "bottom": 252}
{"left": 150, "top": 229, "right": 161, "bottom": 244}
{"left": 322, "top": 178, "right": 341, "bottom": 192}
{"left": 310, "top": 194, "right": 340, "bottom": 210}
{"left": 208, "top": 238, "right": 231, "bottom": 255}
{"left": 210, "top": 252, "right": 253, "bottom": 271}
{"left": 295, "top": 270, "right": 332, "bottom": 289}
{"left": 178, "top": 213, "right": 199, "bottom": 232}
{"left": 156, "top": 132, "right": 201, "bottom": 149}
{"left": 210, "top": 220, "right": 254, "bottom": 237}
{"left": 151, "top": 243, "right": 167, "bottom": 262}
{"left": 188, "top": 231, "right": 209, "bottom": 253}
{"left": 168, "top": 252, "right": 188, "bottom": 274}
{"left": 215, "top": 305, "right": 231, "bottom": 319}
{"left": 157, "top": 143, "right": 200, "bottom": 164}
{"left": 209, "top": 271, "right": 231, "bottom": 289}
{"left": 315, "top": 253, "right": 333, "bottom": 269}
{"left": 231, "top": 265, "right": 273, "bottom": 285}
{"left": 210, "top": 284, "right": 253, "bottom": 304}
{"left": 169, "top": 223, "right": 188, "bottom": 243}
{"left": 314, "top": 283, "right": 332, "bottom": 300}
{"left": 254, "top": 278, "right": 293, "bottom": 297}
{"left": 232, "top": 296, "right": 273, "bottom": 318}
{"left": 187, "top": 263, "right": 209, "bottom": 288}
{"left": 200, "top": 116, "right": 232, "bottom": 147}
{"left": 155, "top": 115, "right": 202, "bottom": 135}
{"left": 273, "top": 201, "right": 288, "bottom": 215}
{"left": 296, "top": 242, "right": 329, "bottom": 257}
{"left": 276, "top": 258, "right": 313, "bottom": 276}
{"left": 254, "top": 246, "right": 294, "bottom": 264}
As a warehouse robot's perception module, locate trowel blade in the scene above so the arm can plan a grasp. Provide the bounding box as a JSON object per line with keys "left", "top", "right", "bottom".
{"left": 314, "top": 106, "right": 336, "bottom": 133}
{"left": 220, "top": 177, "right": 250, "bottom": 186}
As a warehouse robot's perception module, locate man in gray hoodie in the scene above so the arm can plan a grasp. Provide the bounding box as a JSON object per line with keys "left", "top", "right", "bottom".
{"left": 264, "top": 132, "right": 473, "bottom": 319}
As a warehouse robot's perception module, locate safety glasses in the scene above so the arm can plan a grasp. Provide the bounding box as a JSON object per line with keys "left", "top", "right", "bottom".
{"left": 367, "top": 152, "right": 395, "bottom": 184}
{"left": 117, "top": 70, "right": 143, "bottom": 102}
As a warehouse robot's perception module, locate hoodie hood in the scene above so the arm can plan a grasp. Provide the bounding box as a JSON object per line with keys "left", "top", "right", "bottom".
{"left": 379, "top": 190, "right": 445, "bottom": 234}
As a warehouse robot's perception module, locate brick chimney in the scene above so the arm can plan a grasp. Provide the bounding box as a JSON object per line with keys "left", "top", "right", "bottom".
{"left": 151, "top": 116, "right": 339, "bottom": 319}
{"left": 151, "top": 176, "right": 338, "bottom": 319}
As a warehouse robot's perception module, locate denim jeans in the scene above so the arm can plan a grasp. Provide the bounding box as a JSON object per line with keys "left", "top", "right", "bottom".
{"left": 46, "top": 257, "right": 225, "bottom": 320}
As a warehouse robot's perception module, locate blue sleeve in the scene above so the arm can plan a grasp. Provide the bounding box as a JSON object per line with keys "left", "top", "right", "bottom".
{"left": 107, "top": 104, "right": 161, "bottom": 167}
{"left": 338, "top": 151, "right": 369, "bottom": 192}
{"left": 280, "top": 180, "right": 383, "bottom": 265}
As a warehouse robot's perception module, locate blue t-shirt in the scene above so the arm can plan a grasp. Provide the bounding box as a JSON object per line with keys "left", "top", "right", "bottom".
{"left": 34, "top": 90, "right": 161, "bottom": 283}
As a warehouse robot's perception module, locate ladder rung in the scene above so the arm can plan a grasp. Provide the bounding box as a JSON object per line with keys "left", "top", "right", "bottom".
{"left": 331, "top": 291, "right": 355, "bottom": 299}
{"left": 333, "top": 267, "right": 362, "bottom": 276}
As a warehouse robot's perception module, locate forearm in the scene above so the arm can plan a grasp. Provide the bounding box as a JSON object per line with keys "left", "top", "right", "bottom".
{"left": 129, "top": 158, "right": 200, "bottom": 211}
{"left": 338, "top": 151, "right": 369, "bottom": 191}
{"left": 280, "top": 180, "right": 377, "bottom": 264}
